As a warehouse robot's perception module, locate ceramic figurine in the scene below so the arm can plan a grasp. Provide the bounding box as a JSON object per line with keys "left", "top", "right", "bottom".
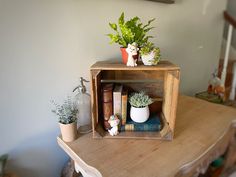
{"left": 108, "top": 115, "right": 120, "bottom": 136}
{"left": 208, "top": 71, "right": 225, "bottom": 101}
{"left": 126, "top": 42, "right": 139, "bottom": 67}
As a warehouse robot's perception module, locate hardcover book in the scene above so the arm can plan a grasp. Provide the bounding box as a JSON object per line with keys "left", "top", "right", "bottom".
{"left": 113, "top": 84, "right": 123, "bottom": 119}
{"left": 121, "top": 89, "right": 128, "bottom": 125}
{"left": 120, "top": 113, "right": 162, "bottom": 132}
{"left": 102, "top": 84, "right": 113, "bottom": 130}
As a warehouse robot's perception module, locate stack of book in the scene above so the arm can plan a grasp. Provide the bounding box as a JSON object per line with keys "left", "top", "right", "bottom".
{"left": 102, "top": 84, "right": 162, "bottom": 132}
{"left": 120, "top": 113, "right": 161, "bottom": 132}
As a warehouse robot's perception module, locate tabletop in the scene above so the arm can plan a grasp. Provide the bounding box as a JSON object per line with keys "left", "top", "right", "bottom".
{"left": 57, "top": 95, "right": 236, "bottom": 177}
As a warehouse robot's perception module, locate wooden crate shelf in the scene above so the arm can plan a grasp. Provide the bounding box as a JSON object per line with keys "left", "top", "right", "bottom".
{"left": 90, "top": 60, "right": 180, "bottom": 140}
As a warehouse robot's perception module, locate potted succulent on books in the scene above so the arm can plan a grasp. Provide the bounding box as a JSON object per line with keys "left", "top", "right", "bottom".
{"left": 140, "top": 42, "right": 161, "bottom": 66}
{"left": 107, "top": 12, "right": 155, "bottom": 64}
{"left": 129, "top": 92, "right": 153, "bottom": 123}
{"left": 51, "top": 97, "right": 78, "bottom": 142}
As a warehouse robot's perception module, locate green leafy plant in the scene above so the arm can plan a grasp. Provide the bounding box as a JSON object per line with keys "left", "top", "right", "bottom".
{"left": 0, "top": 154, "right": 8, "bottom": 177}
{"left": 51, "top": 97, "right": 78, "bottom": 124}
{"left": 107, "top": 12, "right": 155, "bottom": 48}
{"left": 129, "top": 92, "right": 153, "bottom": 108}
{"left": 140, "top": 42, "right": 161, "bottom": 65}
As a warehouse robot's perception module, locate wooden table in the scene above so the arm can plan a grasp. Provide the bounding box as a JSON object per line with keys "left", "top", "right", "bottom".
{"left": 57, "top": 96, "right": 236, "bottom": 177}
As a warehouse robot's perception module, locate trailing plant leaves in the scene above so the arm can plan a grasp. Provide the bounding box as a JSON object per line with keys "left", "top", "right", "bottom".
{"left": 107, "top": 12, "right": 155, "bottom": 47}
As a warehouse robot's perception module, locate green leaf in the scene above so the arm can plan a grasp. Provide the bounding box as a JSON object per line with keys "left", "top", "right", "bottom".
{"left": 119, "top": 12, "right": 124, "bottom": 26}
{"left": 109, "top": 23, "right": 117, "bottom": 31}
{"left": 143, "top": 18, "right": 155, "bottom": 29}
{"left": 144, "top": 27, "right": 155, "bottom": 32}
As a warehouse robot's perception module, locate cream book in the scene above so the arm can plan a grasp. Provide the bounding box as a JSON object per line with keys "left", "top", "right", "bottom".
{"left": 113, "top": 84, "right": 123, "bottom": 119}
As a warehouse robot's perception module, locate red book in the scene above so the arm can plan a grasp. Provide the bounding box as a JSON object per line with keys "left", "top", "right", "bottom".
{"left": 102, "top": 84, "right": 113, "bottom": 130}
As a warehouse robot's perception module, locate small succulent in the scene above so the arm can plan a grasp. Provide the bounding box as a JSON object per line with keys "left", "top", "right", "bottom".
{"left": 129, "top": 92, "right": 153, "bottom": 108}
{"left": 51, "top": 96, "right": 78, "bottom": 124}
{"left": 140, "top": 42, "right": 161, "bottom": 65}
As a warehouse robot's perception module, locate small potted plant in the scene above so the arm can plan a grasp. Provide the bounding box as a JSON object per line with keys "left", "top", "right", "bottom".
{"left": 107, "top": 12, "right": 155, "bottom": 64}
{"left": 0, "top": 154, "right": 8, "bottom": 177}
{"left": 129, "top": 92, "right": 153, "bottom": 123}
{"left": 140, "top": 42, "right": 161, "bottom": 66}
{"left": 51, "top": 97, "right": 78, "bottom": 142}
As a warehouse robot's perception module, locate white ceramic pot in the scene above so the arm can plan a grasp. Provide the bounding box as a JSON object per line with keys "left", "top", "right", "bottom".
{"left": 130, "top": 106, "right": 150, "bottom": 123}
{"left": 59, "top": 122, "right": 78, "bottom": 142}
{"left": 141, "top": 51, "right": 156, "bottom": 66}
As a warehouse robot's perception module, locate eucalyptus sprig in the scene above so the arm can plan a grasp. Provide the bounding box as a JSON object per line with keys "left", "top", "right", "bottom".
{"left": 51, "top": 96, "right": 78, "bottom": 124}
{"left": 107, "top": 12, "right": 155, "bottom": 48}
{"left": 129, "top": 92, "right": 153, "bottom": 108}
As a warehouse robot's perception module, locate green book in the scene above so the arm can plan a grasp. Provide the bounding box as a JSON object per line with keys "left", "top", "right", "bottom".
{"left": 120, "top": 113, "right": 161, "bottom": 132}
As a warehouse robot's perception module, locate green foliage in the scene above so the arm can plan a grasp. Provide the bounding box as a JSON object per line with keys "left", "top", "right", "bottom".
{"left": 129, "top": 92, "right": 153, "bottom": 108}
{"left": 0, "top": 154, "right": 8, "bottom": 176}
{"left": 140, "top": 42, "right": 161, "bottom": 65}
{"left": 51, "top": 96, "right": 78, "bottom": 124}
{"left": 107, "top": 12, "right": 155, "bottom": 48}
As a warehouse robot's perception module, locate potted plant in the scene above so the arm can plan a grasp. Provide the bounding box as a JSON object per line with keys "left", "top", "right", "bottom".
{"left": 129, "top": 92, "right": 153, "bottom": 123}
{"left": 107, "top": 12, "right": 155, "bottom": 64}
{"left": 51, "top": 97, "right": 78, "bottom": 142}
{"left": 140, "top": 42, "right": 161, "bottom": 66}
{"left": 0, "top": 154, "right": 8, "bottom": 177}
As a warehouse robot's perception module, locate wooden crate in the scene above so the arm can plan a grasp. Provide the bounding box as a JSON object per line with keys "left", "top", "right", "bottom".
{"left": 90, "top": 60, "right": 180, "bottom": 140}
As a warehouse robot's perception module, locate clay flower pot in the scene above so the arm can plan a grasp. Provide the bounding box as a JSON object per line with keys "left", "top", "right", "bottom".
{"left": 120, "top": 47, "right": 139, "bottom": 64}
{"left": 59, "top": 122, "right": 78, "bottom": 142}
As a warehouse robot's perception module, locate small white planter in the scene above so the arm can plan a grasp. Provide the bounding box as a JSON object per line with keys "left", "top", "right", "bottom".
{"left": 141, "top": 51, "right": 156, "bottom": 66}
{"left": 130, "top": 106, "right": 150, "bottom": 123}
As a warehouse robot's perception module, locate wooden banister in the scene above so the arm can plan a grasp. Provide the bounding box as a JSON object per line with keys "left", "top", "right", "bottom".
{"left": 224, "top": 11, "right": 236, "bottom": 29}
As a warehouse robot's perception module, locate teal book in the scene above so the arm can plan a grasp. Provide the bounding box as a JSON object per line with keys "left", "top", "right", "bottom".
{"left": 120, "top": 113, "right": 161, "bottom": 132}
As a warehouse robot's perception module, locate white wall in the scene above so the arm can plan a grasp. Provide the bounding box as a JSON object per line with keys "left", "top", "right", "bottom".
{"left": 0, "top": 0, "right": 226, "bottom": 176}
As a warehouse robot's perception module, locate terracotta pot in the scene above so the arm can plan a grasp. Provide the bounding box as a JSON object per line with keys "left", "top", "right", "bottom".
{"left": 120, "top": 47, "right": 139, "bottom": 64}
{"left": 59, "top": 122, "right": 78, "bottom": 142}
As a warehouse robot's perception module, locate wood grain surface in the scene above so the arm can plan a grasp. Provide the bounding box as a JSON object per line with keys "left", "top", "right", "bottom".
{"left": 90, "top": 60, "right": 179, "bottom": 71}
{"left": 57, "top": 95, "right": 236, "bottom": 177}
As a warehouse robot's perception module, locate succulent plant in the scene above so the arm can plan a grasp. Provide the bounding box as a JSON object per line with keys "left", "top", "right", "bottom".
{"left": 140, "top": 42, "right": 161, "bottom": 65}
{"left": 51, "top": 96, "right": 78, "bottom": 124}
{"left": 129, "top": 92, "right": 153, "bottom": 108}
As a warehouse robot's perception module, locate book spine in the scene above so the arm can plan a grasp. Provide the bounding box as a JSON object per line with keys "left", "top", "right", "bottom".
{"left": 113, "top": 86, "right": 122, "bottom": 119}
{"left": 121, "top": 90, "right": 128, "bottom": 125}
{"left": 120, "top": 124, "right": 161, "bottom": 132}
{"left": 102, "top": 84, "right": 113, "bottom": 130}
